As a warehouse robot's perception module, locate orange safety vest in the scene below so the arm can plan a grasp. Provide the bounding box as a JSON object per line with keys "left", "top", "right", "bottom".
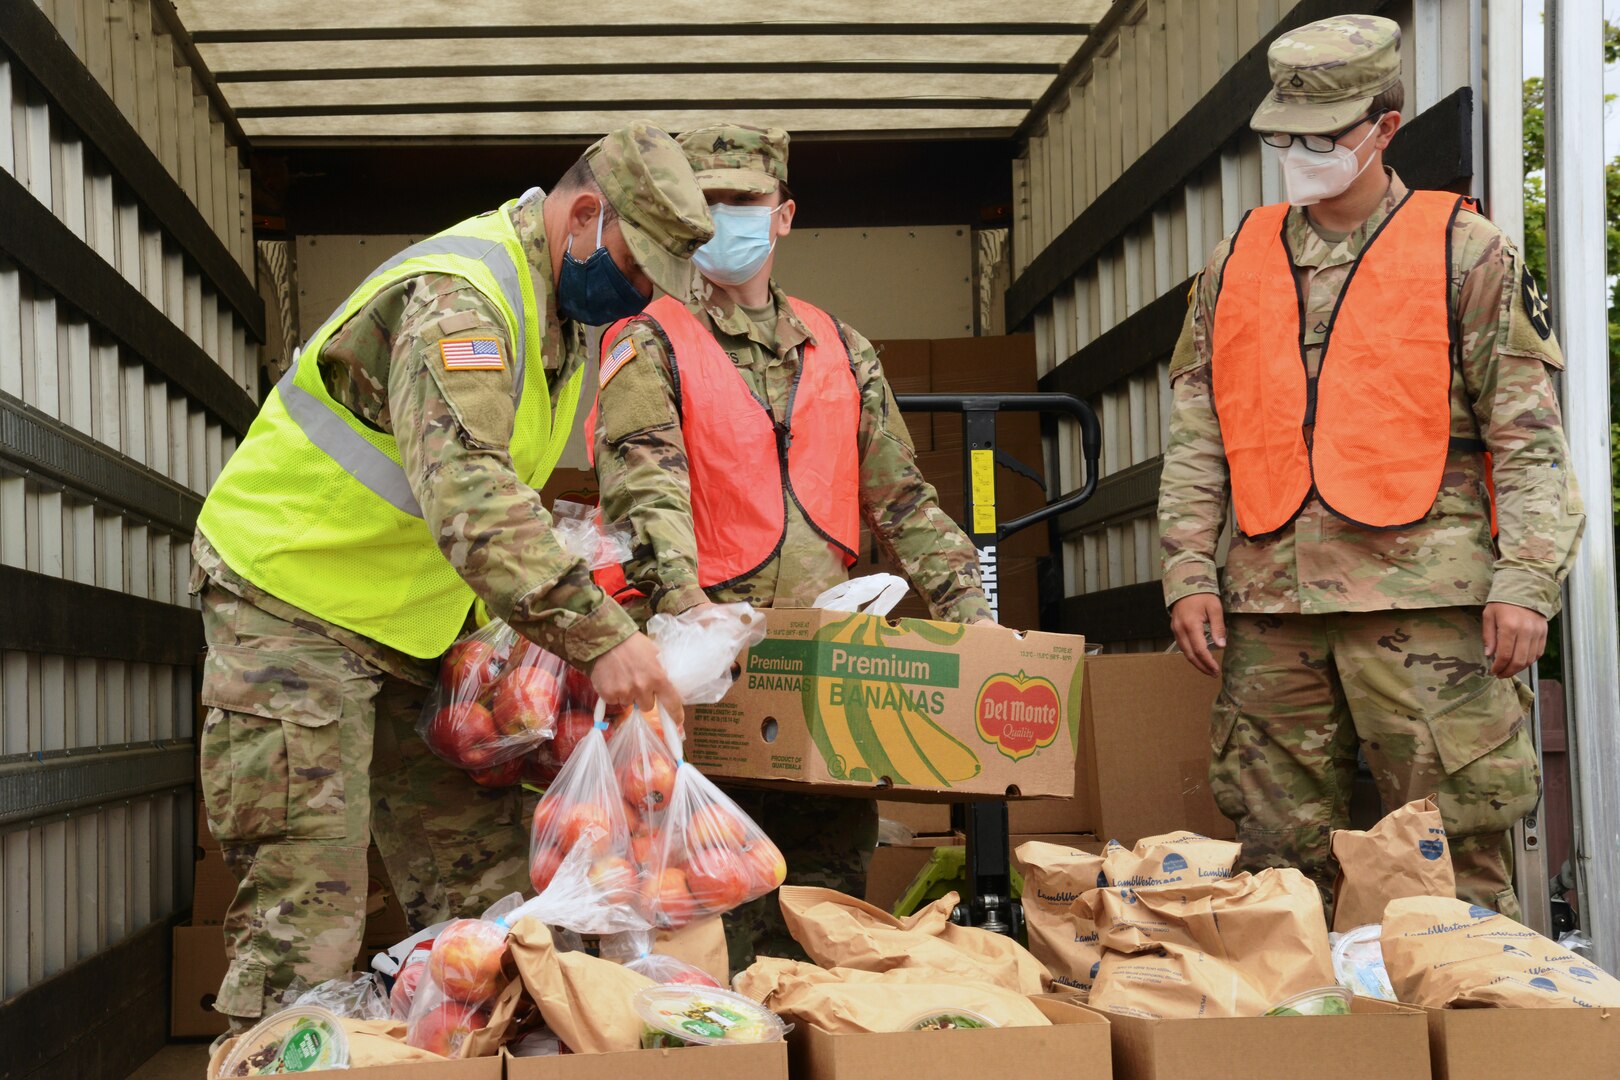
{"left": 1211, "top": 190, "right": 1489, "bottom": 537}
{"left": 585, "top": 295, "right": 861, "bottom": 591}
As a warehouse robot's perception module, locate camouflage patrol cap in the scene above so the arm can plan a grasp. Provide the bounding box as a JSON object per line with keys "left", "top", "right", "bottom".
{"left": 677, "top": 123, "right": 789, "bottom": 195}
{"left": 1250, "top": 15, "right": 1401, "bottom": 134}
{"left": 585, "top": 121, "right": 714, "bottom": 297}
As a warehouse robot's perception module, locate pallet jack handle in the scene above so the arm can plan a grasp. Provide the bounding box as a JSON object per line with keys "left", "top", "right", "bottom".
{"left": 892, "top": 392, "right": 1102, "bottom": 936}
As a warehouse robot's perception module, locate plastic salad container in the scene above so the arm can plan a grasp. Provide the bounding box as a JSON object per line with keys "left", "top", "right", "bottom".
{"left": 216, "top": 1005, "right": 350, "bottom": 1075}
{"left": 1331, "top": 924, "right": 1397, "bottom": 1001}
{"left": 634, "top": 986, "right": 788, "bottom": 1049}
{"left": 1266, "top": 987, "right": 1353, "bottom": 1017}
{"left": 905, "top": 1008, "right": 999, "bottom": 1031}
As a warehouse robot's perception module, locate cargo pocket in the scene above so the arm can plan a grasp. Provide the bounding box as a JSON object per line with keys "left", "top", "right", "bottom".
{"left": 215, "top": 957, "right": 269, "bottom": 1022}
{"left": 200, "top": 644, "right": 347, "bottom": 843}
{"left": 1208, "top": 696, "right": 1247, "bottom": 822}
{"left": 1425, "top": 677, "right": 1540, "bottom": 837}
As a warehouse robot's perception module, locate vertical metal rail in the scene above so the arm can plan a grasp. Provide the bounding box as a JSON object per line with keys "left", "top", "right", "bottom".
{"left": 1545, "top": 0, "right": 1620, "bottom": 973}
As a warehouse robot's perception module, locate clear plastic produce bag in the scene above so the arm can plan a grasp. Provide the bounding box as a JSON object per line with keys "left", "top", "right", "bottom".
{"left": 647, "top": 602, "right": 767, "bottom": 704}
{"left": 609, "top": 707, "right": 680, "bottom": 873}
{"left": 419, "top": 620, "right": 567, "bottom": 784}
{"left": 551, "top": 500, "right": 633, "bottom": 571}
{"left": 646, "top": 710, "right": 786, "bottom": 929}
{"left": 291, "top": 971, "right": 391, "bottom": 1021}
{"left": 519, "top": 707, "right": 651, "bottom": 935}
{"left": 601, "top": 929, "right": 723, "bottom": 988}
{"left": 404, "top": 914, "right": 510, "bottom": 1057}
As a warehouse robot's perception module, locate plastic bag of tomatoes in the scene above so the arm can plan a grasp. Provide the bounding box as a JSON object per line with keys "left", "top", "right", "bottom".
{"left": 418, "top": 621, "right": 567, "bottom": 787}
{"left": 645, "top": 709, "right": 787, "bottom": 930}
{"left": 521, "top": 706, "right": 651, "bottom": 935}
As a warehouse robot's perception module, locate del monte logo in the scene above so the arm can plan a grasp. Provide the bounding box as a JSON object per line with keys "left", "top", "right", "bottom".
{"left": 975, "top": 670, "right": 1061, "bottom": 761}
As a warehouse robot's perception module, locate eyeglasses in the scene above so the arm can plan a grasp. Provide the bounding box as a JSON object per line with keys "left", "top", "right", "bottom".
{"left": 1259, "top": 109, "right": 1388, "bottom": 153}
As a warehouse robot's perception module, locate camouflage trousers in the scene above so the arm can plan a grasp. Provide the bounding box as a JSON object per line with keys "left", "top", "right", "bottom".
{"left": 720, "top": 789, "right": 878, "bottom": 973}
{"left": 197, "top": 584, "right": 531, "bottom": 1029}
{"left": 1212, "top": 607, "right": 1540, "bottom": 919}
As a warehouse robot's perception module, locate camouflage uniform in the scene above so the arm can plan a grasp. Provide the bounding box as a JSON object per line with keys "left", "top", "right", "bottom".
{"left": 593, "top": 124, "right": 987, "bottom": 968}
{"left": 195, "top": 125, "right": 713, "bottom": 1028}
{"left": 1158, "top": 19, "right": 1585, "bottom": 917}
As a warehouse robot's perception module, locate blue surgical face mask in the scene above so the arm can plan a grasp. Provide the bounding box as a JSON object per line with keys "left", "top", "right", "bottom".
{"left": 692, "top": 203, "right": 782, "bottom": 286}
{"left": 555, "top": 202, "right": 651, "bottom": 325}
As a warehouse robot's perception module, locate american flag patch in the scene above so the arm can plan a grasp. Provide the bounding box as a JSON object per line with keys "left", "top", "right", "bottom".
{"left": 439, "top": 338, "right": 505, "bottom": 371}
{"left": 599, "top": 338, "right": 637, "bottom": 388}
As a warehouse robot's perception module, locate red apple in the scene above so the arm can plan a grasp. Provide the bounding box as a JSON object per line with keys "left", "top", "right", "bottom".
{"left": 562, "top": 665, "right": 595, "bottom": 705}
{"left": 492, "top": 667, "right": 563, "bottom": 739}
{"left": 588, "top": 856, "right": 639, "bottom": 906}
{"left": 651, "top": 867, "right": 697, "bottom": 927}
{"left": 468, "top": 757, "right": 524, "bottom": 788}
{"left": 551, "top": 709, "right": 596, "bottom": 765}
{"left": 428, "top": 919, "right": 508, "bottom": 1003}
{"left": 410, "top": 1001, "right": 488, "bottom": 1057}
{"left": 521, "top": 748, "right": 560, "bottom": 786}
{"left": 686, "top": 853, "right": 752, "bottom": 912}
{"left": 441, "top": 639, "right": 504, "bottom": 700}
{"left": 530, "top": 842, "right": 564, "bottom": 894}
{"left": 620, "top": 753, "right": 677, "bottom": 815}
{"left": 426, "top": 702, "right": 502, "bottom": 770}
{"left": 560, "top": 803, "right": 613, "bottom": 853}
{"left": 686, "top": 807, "right": 748, "bottom": 850}
{"left": 390, "top": 954, "right": 428, "bottom": 1019}
{"left": 629, "top": 830, "right": 657, "bottom": 870}
{"left": 665, "top": 966, "right": 723, "bottom": 988}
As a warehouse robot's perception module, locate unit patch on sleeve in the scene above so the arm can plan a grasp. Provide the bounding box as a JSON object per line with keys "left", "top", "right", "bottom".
{"left": 439, "top": 337, "right": 506, "bottom": 371}
{"left": 1520, "top": 266, "right": 1553, "bottom": 341}
{"left": 600, "top": 337, "right": 638, "bottom": 388}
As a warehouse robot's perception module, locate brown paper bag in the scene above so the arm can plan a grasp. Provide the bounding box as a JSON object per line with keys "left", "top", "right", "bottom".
{"left": 1015, "top": 833, "right": 1240, "bottom": 994}
{"left": 1099, "top": 831, "right": 1242, "bottom": 889}
{"left": 1079, "top": 868, "right": 1335, "bottom": 1018}
{"left": 507, "top": 917, "right": 656, "bottom": 1053}
{"left": 734, "top": 956, "right": 1051, "bottom": 1032}
{"left": 779, "top": 886, "right": 1050, "bottom": 994}
{"left": 207, "top": 1018, "right": 448, "bottom": 1077}
{"left": 1382, "top": 896, "right": 1620, "bottom": 1008}
{"left": 654, "top": 916, "right": 730, "bottom": 985}
{"left": 1331, "top": 796, "right": 1456, "bottom": 931}
{"left": 1014, "top": 841, "right": 1106, "bottom": 992}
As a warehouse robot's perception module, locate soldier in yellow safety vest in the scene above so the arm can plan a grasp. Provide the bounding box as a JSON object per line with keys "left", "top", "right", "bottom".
{"left": 191, "top": 123, "right": 712, "bottom": 1029}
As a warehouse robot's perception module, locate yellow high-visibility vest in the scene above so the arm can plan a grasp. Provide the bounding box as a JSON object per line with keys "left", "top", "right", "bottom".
{"left": 198, "top": 201, "right": 584, "bottom": 658}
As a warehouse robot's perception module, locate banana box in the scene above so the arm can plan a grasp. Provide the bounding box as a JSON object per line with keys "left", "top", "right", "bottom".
{"left": 686, "top": 609, "right": 1084, "bottom": 800}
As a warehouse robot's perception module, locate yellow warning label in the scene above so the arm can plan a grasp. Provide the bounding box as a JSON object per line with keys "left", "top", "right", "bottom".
{"left": 969, "top": 448, "right": 996, "bottom": 536}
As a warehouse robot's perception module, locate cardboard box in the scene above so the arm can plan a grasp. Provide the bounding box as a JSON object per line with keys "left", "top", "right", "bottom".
{"left": 172, "top": 923, "right": 230, "bottom": 1038}
{"left": 790, "top": 996, "right": 1109, "bottom": 1080}
{"left": 994, "top": 653, "right": 1234, "bottom": 843}
{"left": 870, "top": 339, "right": 933, "bottom": 452}
{"left": 192, "top": 845, "right": 238, "bottom": 925}
{"left": 350, "top": 1063, "right": 501, "bottom": 1078}
{"left": 503, "top": 1041, "right": 788, "bottom": 1080}
{"left": 1084, "top": 997, "right": 1428, "bottom": 1080}
{"left": 878, "top": 652, "right": 1231, "bottom": 843}
{"left": 540, "top": 468, "right": 599, "bottom": 507}
{"left": 864, "top": 836, "right": 961, "bottom": 913}
{"left": 1423, "top": 1004, "right": 1620, "bottom": 1078}
{"left": 688, "top": 610, "right": 1084, "bottom": 800}
{"left": 877, "top": 800, "right": 953, "bottom": 837}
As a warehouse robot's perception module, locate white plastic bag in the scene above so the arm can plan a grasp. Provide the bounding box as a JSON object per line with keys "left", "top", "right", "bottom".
{"left": 552, "top": 500, "right": 632, "bottom": 571}
{"left": 647, "top": 603, "right": 767, "bottom": 704}
{"left": 812, "top": 574, "right": 910, "bottom": 616}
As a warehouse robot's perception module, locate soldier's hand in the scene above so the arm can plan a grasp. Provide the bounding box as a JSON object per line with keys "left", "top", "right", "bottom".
{"left": 588, "top": 633, "right": 685, "bottom": 732}
{"left": 1482, "top": 602, "right": 1548, "bottom": 679}
{"left": 1170, "top": 594, "right": 1226, "bottom": 678}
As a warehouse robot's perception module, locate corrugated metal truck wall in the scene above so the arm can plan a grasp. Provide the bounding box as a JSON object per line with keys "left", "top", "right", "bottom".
{"left": 1006, "top": 0, "right": 1482, "bottom": 650}
{"left": 0, "top": 1, "right": 262, "bottom": 1075}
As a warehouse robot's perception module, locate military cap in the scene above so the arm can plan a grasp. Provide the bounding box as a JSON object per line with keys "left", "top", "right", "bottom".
{"left": 1250, "top": 15, "right": 1402, "bottom": 134}
{"left": 677, "top": 123, "right": 790, "bottom": 195}
{"left": 585, "top": 121, "right": 714, "bottom": 297}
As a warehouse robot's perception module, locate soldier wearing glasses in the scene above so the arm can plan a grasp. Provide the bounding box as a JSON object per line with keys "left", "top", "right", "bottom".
{"left": 1157, "top": 15, "right": 1583, "bottom": 919}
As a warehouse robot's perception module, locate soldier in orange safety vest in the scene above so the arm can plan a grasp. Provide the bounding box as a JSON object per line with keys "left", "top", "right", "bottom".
{"left": 1158, "top": 16, "right": 1584, "bottom": 920}
{"left": 588, "top": 123, "right": 992, "bottom": 968}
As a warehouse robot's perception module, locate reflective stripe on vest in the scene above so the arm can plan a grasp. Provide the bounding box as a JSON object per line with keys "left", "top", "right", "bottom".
{"left": 1211, "top": 190, "right": 1470, "bottom": 536}
{"left": 197, "top": 201, "right": 580, "bottom": 658}
{"left": 588, "top": 295, "right": 860, "bottom": 589}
